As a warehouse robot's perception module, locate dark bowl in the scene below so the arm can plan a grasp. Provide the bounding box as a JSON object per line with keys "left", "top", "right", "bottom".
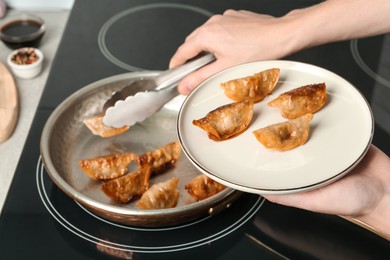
{"left": 0, "top": 13, "right": 46, "bottom": 49}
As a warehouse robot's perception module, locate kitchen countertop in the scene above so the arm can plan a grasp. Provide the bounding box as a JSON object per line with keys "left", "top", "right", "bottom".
{"left": 0, "top": 9, "right": 70, "bottom": 213}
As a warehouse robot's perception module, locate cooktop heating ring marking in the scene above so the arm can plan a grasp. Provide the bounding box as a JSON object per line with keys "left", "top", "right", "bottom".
{"left": 36, "top": 156, "right": 265, "bottom": 253}
{"left": 98, "top": 3, "right": 213, "bottom": 71}
{"left": 75, "top": 201, "right": 213, "bottom": 231}
{"left": 350, "top": 38, "right": 390, "bottom": 89}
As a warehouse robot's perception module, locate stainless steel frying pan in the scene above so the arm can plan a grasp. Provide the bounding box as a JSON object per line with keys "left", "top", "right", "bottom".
{"left": 40, "top": 72, "right": 241, "bottom": 227}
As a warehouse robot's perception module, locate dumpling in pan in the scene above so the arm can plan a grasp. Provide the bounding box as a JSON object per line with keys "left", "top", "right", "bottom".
{"left": 220, "top": 68, "right": 280, "bottom": 102}
{"left": 185, "top": 174, "right": 226, "bottom": 201}
{"left": 79, "top": 152, "right": 136, "bottom": 180}
{"left": 268, "top": 83, "right": 327, "bottom": 119}
{"left": 253, "top": 113, "right": 313, "bottom": 151}
{"left": 135, "top": 141, "right": 181, "bottom": 174}
{"left": 101, "top": 168, "right": 151, "bottom": 203}
{"left": 193, "top": 99, "right": 254, "bottom": 141}
{"left": 136, "top": 177, "right": 179, "bottom": 210}
{"left": 83, "top": 113, "right": 129, "bottom": 137}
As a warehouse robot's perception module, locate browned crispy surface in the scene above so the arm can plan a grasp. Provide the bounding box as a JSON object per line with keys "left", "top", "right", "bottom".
{"left": 221, "top": 68, "right": 280, "bottom": 102}
{"left": 101, "top": 168, "right": 150, "bottom": 203}
{"left": 79, "top": 152, "right": 135, "bottom": 181}
{"left": 193, "top": 99, "right": 254, "bottom": 141}
{"left": 136, "top": 177, "right": 179, "bottom": 209}
{"left": 253, "top": 113, "right": 313, "bottom": 151}
{"left": 185, "top": 174, "right": 226, "bottom": 200}
{"left": 80, "top": 141, "right": 182, "bottom": 204}
{"left": 135, "top": 141, "right": 181, "bottom": 175}
{"left": 268, "top": 83, "right": 327, "bottom": 119}
{"left": 83, "top": 113, "right": 129, "bottom": 137}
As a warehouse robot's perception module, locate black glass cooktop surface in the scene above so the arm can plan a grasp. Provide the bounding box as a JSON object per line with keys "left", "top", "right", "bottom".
{"left": 0, "top": 0, "right": 389, "bottom": 259}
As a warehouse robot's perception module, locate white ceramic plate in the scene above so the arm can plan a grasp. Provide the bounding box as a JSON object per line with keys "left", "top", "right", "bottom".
{"left": 177, "top": 60, "right": 374, "bottom": 194}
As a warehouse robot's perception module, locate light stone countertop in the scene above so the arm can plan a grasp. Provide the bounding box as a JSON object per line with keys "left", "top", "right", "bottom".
{"left": 0, "top": 9, "right": 70, "bottom": 213}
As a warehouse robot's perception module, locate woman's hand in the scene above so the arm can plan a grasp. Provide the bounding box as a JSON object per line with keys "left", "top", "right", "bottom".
{"left": 169, "top": 10, "right": 299, "bottom": 95}
{"left": 170, "top": 0, "right": 390, "bottom": 96}
{"left": 263, "top": 145, "right": 390, "bottom": 239}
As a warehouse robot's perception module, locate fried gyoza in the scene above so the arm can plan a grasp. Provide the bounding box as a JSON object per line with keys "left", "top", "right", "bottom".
{"left": 185, "top": 174, "right": 226, "bottom": 201}
{"left": 79, "top": 152, "right": 136, "bottom": 180}
{"left": 79, "top": 141, "right": 181, "bottom": 204}
{"left": 268, "top": 83, "right": 327, "bottom": 119}
{"left": 220, "top": 68, "right": 280, "bottom": 102}
{"left": 135, "top": 141, "right": 181, "bottom": 174}
{"left": 101, "top": 168, "right": 151, "bottom": 203}
{"left": 136, "top": 177, "right": 179, "bottom": 209}
{"left": 83, "top": 113, "right": 129, "bottom": 137}
{"left": 253, "top": 113, "right": 313, "bottom": 151}
{"left": 193, "top": 99, "right": 254, "bottom": 141}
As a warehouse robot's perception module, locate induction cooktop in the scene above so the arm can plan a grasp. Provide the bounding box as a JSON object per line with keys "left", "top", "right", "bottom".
{"left": 0, "top": 0, "right": 389, "bottom": 259}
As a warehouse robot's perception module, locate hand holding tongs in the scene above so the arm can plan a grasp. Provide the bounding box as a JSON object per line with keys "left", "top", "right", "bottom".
{"left": 102, "top": 53, "right": 215, "bottom": 128}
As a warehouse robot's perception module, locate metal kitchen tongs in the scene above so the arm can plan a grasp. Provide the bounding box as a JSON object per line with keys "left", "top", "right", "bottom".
{"left": 102, "top": 52, "right": 215, "bottom": 128}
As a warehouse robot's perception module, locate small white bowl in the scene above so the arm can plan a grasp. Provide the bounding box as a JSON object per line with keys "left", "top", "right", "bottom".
{"left": 7, "top": 47, "right": 43, "bottom": 79}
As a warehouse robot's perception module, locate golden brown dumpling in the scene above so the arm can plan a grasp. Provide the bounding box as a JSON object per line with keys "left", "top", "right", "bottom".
{"left": 253, "top": 114, "right": 313, "bottom": 151}
{"left": 268, "top": 83, "right": 327, "bottom": 119}
{"left": 193, "top": 99, "right": 254, "bottom": 141}
{"left": 220, "top": 68, "right": 280, "bottom": 102}
{"left": 101, "top": 168, "right": 150, "bottom": 203}
{"left": 185, "top": 174, "right": 226, "bottom": 200}
{"left": 135, "top": 141, "right": 181, "bottom": 175}
{"left": 136, "top": 177, "right": 179, "bottom": 209}
{"left": 79, "top": 152, "right": 136, "bottom": 180}
{"left": 83, "top": 113, "right": 129, "bottom": 137}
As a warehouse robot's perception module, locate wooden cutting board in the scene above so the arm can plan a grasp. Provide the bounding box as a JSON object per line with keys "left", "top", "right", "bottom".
{"left": 0, "top": 61, "right": 18, "bottom": 143}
